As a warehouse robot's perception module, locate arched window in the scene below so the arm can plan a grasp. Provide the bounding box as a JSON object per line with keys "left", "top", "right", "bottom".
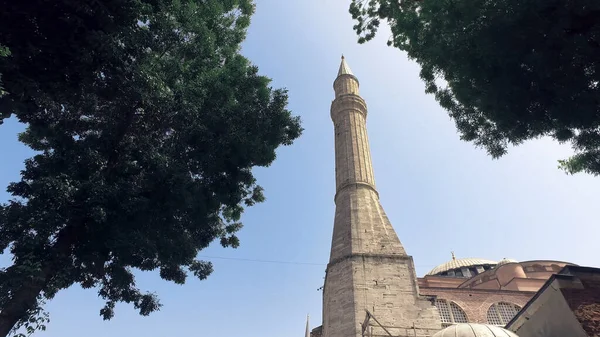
{"left": 487, "top": 302, "right": 521, "bottom": 325}
{"left": 435, "top": 299, "right": 468, "bottom": 327}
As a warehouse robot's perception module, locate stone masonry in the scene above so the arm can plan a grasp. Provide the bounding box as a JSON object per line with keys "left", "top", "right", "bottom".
{"left": 322, "top": 57, "right": 442, "bottom": 337}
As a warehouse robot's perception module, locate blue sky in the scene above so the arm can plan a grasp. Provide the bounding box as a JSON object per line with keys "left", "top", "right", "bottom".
{"left": 2, "top": 1, "right": 600, "bottom": 337}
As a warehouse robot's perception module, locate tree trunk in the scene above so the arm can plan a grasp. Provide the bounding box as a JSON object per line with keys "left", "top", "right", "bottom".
{"left": 0, "top": 272, "right": 49, "bottom": 337}
{"left": 0, "top": 226, "right": 77, "bottom": 337}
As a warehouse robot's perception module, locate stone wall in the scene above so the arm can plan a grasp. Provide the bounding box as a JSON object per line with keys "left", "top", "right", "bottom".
{"left": 562, "top": 273, "right": 600, "bottom": 336}
{"left": 323, "top": 253, "right": 442, "bottom": 337}
{"left": 507, "top": 278, "right": 587, "bottom": 337}
{"left": 310, "top": 325, "right": 323, "bottom": 337}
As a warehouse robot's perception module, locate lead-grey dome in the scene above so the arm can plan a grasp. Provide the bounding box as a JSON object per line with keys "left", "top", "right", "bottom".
{"left": 432, "top": 323, "right": 519, "bottom": 337}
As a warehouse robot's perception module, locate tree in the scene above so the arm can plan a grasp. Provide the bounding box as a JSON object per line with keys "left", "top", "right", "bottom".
{"left": 0, "top": 44, "right": 9, "bottom": 98}
{"left": 0, "top": 0, "right": 302, "bottom": 335}
{"left": 350, "top": 0, "right": 600, "bottom": 175}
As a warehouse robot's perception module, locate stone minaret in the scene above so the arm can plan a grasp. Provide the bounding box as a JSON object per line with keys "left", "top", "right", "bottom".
{"left": 305, "top": 315, "right": 310, "bottom": 337}
{"left": 322, "top": 56, "right": 441, "bottom": 337}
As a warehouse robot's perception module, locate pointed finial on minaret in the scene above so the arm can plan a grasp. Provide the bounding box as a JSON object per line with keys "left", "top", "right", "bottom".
{"left": 451, "top": 251, "right": 456, "bottom": 260}
{"left": 337, "top": 54, "right": 353, "bottom": 76}
{"left": 305, "top": 314, "right": 310, "bottom": 337}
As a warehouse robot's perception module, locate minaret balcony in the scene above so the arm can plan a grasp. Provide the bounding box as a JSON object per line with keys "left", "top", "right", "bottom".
{"left": 330, "top": 94, "right": 368, "bottom": 120}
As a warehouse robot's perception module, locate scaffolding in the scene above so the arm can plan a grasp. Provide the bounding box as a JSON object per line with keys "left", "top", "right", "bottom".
{"left": 361, "top": 310, "right": 421, "bottom": 337}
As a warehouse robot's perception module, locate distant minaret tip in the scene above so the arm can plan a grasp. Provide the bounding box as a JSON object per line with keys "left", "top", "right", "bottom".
{"left": 305, "top": 314, "right": 310, "bottom": 337}
{"left": 337, "top": 55, "right": 353, "bottom": 77}
{"left": 451, "top": 251, "right": 456, "bottom": 260}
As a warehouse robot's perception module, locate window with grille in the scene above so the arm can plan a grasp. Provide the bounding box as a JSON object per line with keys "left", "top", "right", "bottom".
{"left": 487, "top": 302, "right": 521, "bottom": 325}
{"left": 435, "top": 299, "right": 468, "bottom": 327}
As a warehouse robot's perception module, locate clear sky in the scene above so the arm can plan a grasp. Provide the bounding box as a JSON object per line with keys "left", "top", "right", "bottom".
{"left": 2, "top": 1, "right": 600, "bottom": 337}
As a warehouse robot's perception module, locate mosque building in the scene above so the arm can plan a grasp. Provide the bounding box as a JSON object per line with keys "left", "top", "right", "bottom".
{"left": 306, "top": 56, "right": 600, "bottom": 337}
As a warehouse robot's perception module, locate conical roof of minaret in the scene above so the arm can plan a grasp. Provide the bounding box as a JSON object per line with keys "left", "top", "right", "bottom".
{"left": 305, "top": 315, "right": 310, "bottom": 337}
{"left": 337, "top": 55, "right": 353, "bottom": 76}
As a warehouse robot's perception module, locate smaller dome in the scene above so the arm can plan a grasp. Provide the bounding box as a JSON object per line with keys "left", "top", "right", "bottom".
{"left": 497, "top": 258, "right": 518, "bottom": 267}
{"left": 433, "top": 323, "right": 519, "bottom": 337}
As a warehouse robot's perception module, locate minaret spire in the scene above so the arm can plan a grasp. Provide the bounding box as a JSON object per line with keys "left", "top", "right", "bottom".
{"left": 337, "top": 54, "right": 353, "bottom": 76}
{"left": 322, "top": 56, "right": 441, "bottom": 337}
{"left": 305, "top": 314, "right": 310, "bottom": 337}
{"left": 328, "top": 56, "right": 405, "bottom": 261}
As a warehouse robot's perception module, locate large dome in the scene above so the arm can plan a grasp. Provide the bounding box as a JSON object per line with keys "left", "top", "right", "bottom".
{"left": 427, "top": 257, "right": 498, "bottom": 276}
{"left": 433, "top": 323, "right": 519, "bottom": 337}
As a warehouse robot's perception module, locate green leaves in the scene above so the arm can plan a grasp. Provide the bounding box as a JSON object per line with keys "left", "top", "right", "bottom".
{"left": 351, "top": 0, "right": 600, "bottom": 175}
{"left": 0, "top": 0, "right": 302, "bottom": 334}
{"left": 189, "top": 260, "right": 213, "bottom": 281}
{"left": 349, "top": 0, "right": 381, "bottom": 43}
{"left": 8, "top": 296, "right": 49, "bottom": 337}
{"left": 0, "top": 44, "right": 9, "bottom": 103}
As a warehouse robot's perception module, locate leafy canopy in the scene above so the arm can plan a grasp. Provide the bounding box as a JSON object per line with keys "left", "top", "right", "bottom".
{"left": 0, "top": 44, "right": 9, "bottom": 97}
{"left": 350, "top": 0, "right": 600, "bottom": 175}
{"left": 0, "top": 0, "right": 301, "bottom": 335}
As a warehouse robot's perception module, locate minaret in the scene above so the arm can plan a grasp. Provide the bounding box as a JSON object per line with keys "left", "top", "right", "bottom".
{"left": 305, "top": 315, "right": 310, "bottom": 337}
{"left": 322, "top": 56, "right": 441, "bottom": 337}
